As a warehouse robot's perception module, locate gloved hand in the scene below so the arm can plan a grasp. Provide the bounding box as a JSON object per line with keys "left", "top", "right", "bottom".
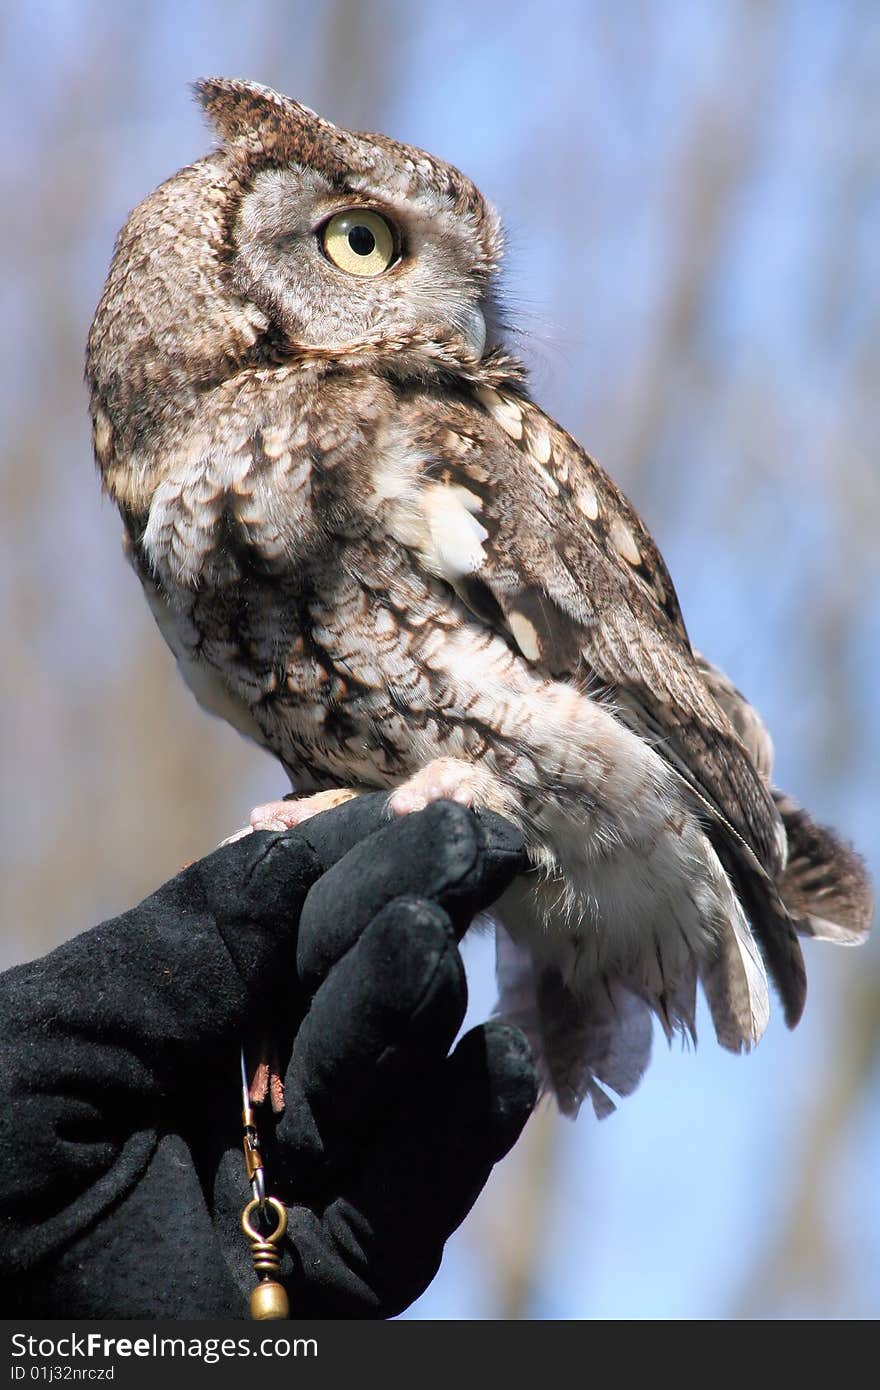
{"left": 0, "top": 794, "right": 537, "bottom": 1319}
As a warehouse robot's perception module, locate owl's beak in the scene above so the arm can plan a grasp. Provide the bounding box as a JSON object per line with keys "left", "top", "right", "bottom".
{"left": 459, "top": 303, "right": 487, "bottom": 362}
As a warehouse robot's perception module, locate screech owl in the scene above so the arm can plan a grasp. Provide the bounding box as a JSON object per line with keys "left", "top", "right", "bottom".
{"left": 86, "top": 78, "right": 872, "bottom": 1117}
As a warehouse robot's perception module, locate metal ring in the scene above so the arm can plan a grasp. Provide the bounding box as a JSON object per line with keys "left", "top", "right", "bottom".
{"left": 241, "top": 1195, "right": 288, "bottom": 1244}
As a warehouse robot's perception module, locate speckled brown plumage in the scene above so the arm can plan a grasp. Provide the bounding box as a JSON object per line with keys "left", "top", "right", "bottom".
{"left": 86, "top": 79, "right": 872, "bottom": 1116}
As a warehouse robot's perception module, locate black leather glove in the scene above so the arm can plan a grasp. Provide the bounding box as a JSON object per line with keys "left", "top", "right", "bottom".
{"left": 0, "top": 795, "right": 537, "bottom": 1318}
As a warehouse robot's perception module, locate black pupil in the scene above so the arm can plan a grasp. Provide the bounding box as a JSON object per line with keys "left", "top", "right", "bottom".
{"left": 348, "top": 224, "right": 376, "bottom": 256}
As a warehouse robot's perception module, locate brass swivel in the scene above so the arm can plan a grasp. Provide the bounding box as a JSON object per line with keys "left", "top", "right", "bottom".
{"left": 241, "top": 1196, "right": 290, "bottom": 1320}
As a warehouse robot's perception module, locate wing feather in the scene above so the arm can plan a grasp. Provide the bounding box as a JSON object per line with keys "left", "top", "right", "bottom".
{"left": 381, "top": 390, "right": 813, "bottom": 1018}
{"left": 396, "top": 391, "right": 786, "bottom": 878}
{"left": 388, "top": 392, "right": 790, "bottom": 872}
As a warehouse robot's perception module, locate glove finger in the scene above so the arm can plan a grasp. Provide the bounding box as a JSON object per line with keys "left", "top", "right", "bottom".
{"left": 192, "top": 828, "right": 323, "bottom": 986}
{"left": 296, "top": 800, "right": 526, "bottom": 996}
{"left": 285, "top": 1021, "right": 537, "bottom": 1317}
{"left": 276, "top": 896, "right": 467, "bottom": 1181}
{"left": 289, "top": 791, "right": 392, "bottom": 864}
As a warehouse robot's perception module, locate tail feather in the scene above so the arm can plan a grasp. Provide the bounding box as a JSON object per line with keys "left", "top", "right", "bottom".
{"left": 490, "top": 777, "right": 872, "bottom": 1119}
{"left": 700, "top": 900, "right": 770, "bottom": 1051}
{"left": 775, "top": 794, "right": 873, "bottom": 943}
{"left": 693, "top": 654, "right": 869, "bottom": 984}
{"left": 707, "top": 825, "right": 808, "bottom": 1030}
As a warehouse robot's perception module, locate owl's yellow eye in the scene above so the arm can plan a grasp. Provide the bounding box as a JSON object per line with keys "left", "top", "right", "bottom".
{"left": 321, "top": 210, "right": 397, "bottom": 277}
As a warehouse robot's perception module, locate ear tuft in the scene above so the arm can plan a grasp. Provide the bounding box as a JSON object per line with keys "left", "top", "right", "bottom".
{"left": 193, "top": 77, "right": 301, "bottom": 146}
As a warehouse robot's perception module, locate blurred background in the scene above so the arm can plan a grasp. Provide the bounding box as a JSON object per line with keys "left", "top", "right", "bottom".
{"left": 1, "top": 0, "right": 878, "bottom": 1319}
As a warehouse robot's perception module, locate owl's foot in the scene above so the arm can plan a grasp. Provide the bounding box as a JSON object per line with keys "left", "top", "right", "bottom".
{"left": 219, "top": 789, "right": 360, "bottom": 846}
{"left": 250, "top": 787, "right": 361, "bottom": 833}
{"left": 389, "top": 757, "right": 502, "bottom": 816}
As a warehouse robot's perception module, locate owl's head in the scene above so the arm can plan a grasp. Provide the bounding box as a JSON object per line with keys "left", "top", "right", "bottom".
{"left": 88, "top": 79, "right": 508, "bottom": 475}
{"left": 198, "top": 77, "right": 501, "bottom": 363}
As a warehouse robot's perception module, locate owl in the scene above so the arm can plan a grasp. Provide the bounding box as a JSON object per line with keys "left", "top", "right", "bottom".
{"left": 86, "top": 78, "right": 872, "bottom": 1118}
